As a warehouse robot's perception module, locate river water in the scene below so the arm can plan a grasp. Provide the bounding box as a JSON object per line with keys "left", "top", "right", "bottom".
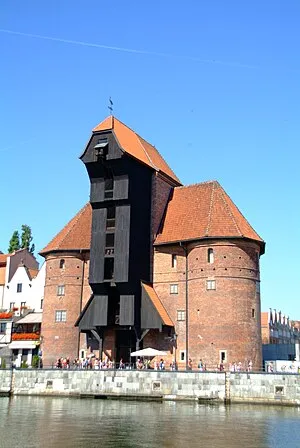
{"left": 0, "top": 396, "right": 299, "bottom": 448}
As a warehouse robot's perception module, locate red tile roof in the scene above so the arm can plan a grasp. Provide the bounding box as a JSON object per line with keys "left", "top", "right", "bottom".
{"left": 155, "top": 181, "right": 264, "bottom": 251}
{"left": 142, "top": 282, "right": 174, "bottom": 327}
{"left": 40, "top": 203, "right": 92, "bottom": 255}
{"left": 92, "top": 116, "right": 181, "bottom": 184}
{"left": 0, "top": 253, "right": 8, "bottom": 264}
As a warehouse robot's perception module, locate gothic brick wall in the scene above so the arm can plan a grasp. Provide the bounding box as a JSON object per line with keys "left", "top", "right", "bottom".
{"left": 41, "top": 253, "right": 91, "bottom": 366}
{"left": 153, "top": 240, "right": 262, "bottom": 370}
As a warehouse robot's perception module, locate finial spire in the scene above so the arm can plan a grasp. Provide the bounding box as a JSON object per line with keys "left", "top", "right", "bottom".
{"left": 108, "top": 97, "right": 113, "bottom": 115}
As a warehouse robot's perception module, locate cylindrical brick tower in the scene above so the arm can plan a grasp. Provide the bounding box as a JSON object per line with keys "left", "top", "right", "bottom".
{"left": 40, "top": 252, "right": 91, "bottom": 367}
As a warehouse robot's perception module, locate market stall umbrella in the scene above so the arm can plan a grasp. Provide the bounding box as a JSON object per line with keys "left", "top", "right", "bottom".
{"left": 130, "top": 348, "right": 167, "bottom": 357}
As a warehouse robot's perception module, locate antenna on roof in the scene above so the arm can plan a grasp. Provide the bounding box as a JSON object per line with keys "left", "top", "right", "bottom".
{"left": 108, "top": 97, "right": 113, "bottom": 115}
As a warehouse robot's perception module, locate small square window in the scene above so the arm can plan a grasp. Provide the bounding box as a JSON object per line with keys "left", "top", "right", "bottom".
{"left": 21, "top": 302, "right": 26, "bottom": 309}
{"left": 177, "top": 310, "right": 185, "bottom": 321}
{"left": 170, "top": 284, "right": 178, "bottom": 294}
{"left": 10, "top": 302, "right": 15, "bottom": 310}
{"left": 17, "top": 283, "right": 22, "bottom": 293}
{"left": 171, "top": 254, "right": 177, "bottom": 269}
{"left": 252, "top": 308, "right": 256, "bottom": 318}
{"left": 105, "top": 233, "right": 115, "bottom": 248}
{"left": 57, "top": 285, "right": 65, "bottom": 296}
{"left": 55, "top": 310, "right": 67, "bottom": 322}
{"left": 206, "top": 280, "right": 216, "bottom": 290}
{"left": 0, "top": 323, "right": 6, "bottom": 334}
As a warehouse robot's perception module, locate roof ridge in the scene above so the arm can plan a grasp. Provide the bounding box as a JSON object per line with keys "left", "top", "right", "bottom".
{"left": 218, "top": 185, "right": 243, "bottom": 236}
{"left": 175, "top": 180, "right": 219, "bottom": 190}
{"left": 42, "top": 203, "right": 89, "bottom": 252}
{"left": 205, "top": 182, "right": 216, "bottom": 237}
{"left": 136, "top": 134, "right": 157, "bottom": 170}
{"left": 221, "top": 187, "right": 264, "bottom": 242}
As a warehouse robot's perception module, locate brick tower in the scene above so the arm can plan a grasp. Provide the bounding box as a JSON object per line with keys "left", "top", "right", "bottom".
{"left": 40, "top": 117, "right": 265, "bottom": 370}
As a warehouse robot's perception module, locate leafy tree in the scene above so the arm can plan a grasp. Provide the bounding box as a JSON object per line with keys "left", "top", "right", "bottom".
{"left": 21, "top": 224, "right": 35, "bottom": 254}
{"left": 8, "top": 230, "right": 20, "bottom": 253}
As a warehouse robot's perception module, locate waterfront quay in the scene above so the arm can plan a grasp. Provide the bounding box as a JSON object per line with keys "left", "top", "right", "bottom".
{"left": 1, "top": 368, "right": 300, "bottom": 406}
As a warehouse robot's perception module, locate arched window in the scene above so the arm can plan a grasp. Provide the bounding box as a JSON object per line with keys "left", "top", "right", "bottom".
{"left": 208, "top": 248, "right": 214, "bottom": 264}
{"left": 59, "top": 259, "right": 65, "bottom": 269}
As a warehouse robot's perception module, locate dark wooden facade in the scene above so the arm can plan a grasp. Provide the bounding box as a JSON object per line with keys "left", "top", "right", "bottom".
{"left": 77, "top": 127, "right": 171, "bottom": 361}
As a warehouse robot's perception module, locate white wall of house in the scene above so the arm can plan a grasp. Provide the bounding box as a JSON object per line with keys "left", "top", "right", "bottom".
{"left": 0, "top": 320, "right": 12, "bottom": 347}
{"left": 2, "top": 263, "right": 46, "bottom": 314}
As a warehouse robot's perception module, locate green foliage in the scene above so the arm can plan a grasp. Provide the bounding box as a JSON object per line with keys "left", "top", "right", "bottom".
{"left": 21, "top": 360, "right": 28, "bottom": 369}
{"left": 21, "top": 224, "right": 35, "bottom": 254}
{"left": 32, "top": 355, "right": 40, "bottom": 368}
{"left": 8, "top": 230, "right": 20, "bottom": 253}
{"left": 0, "top": 359, "right": 6, "bottom": 369}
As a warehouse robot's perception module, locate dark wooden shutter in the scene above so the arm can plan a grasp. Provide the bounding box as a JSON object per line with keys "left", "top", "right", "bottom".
{"left": 119, "top": 295, "right": 134, "bottom": 325}
{"left": 114, "top": 175, "right": 129, "bottom": 200}
{"left": 114, "top": 205, "right": 130, "bottom": 282}
{"left": 92, "top": 295, "right": 108, "bottom": 326}
{"left": 89, "top": 208, "right": 107, "bottom": 284}
{"left": 90, "top": 180, "right": 105, "bottom": 203}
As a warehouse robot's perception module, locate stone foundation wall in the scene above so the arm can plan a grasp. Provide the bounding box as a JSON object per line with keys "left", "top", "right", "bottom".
{"left": 1, "top": 370, "right": 300, "bottom": 406}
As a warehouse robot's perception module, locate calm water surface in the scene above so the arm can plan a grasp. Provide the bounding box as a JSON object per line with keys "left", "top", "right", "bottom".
{"left": 0, "top": 396, "right": 299, "bottom": 448}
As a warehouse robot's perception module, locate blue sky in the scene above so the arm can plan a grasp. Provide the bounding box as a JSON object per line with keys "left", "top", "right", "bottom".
{"left": 0, "top": 1, "right": 299, "bottom": 317}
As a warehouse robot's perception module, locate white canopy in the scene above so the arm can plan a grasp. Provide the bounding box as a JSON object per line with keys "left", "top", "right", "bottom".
{"left": 130, "top": 348, "right": 167, "bottom": 357}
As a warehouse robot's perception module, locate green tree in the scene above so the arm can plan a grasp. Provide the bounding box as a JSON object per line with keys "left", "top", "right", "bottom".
{"left": 8, "top": 230, "right": 20, "bottom": 253}
{"left": 21, "top": 224, "right": 35, "bottom": 254}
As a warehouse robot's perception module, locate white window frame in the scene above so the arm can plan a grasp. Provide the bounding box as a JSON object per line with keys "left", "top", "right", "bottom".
{"left": 55, "top": 310, "right": 67, "bottom": 322}
{"left": 171, "top": 254, "right": 177, "bottom": 269}
{"left": 177, "top": 310, "right": 185, "bottom": 321}
{"left": 220, "top": 350, "right": 227, "bottom": 363}
{"left": 57, "top": 285, "right": 65, "bottom": 296}
{"left": 0, "top": 323, "right": 7, "bottom": 334}
{"left": 206, "top": 279, "right": 216, "bottom": 290}
{"left": 208, "top": 248, "right": 214, "bottom": 264}
{"left": 180, "top": 350, "right": 186, "bottom": 362}
{"left": 170, "top": 284, "right": 178, "bottom": 294}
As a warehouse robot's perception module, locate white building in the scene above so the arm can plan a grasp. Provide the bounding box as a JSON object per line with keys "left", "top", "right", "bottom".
{"left": 3, "top": 262, "right": 46, "bottom": 314}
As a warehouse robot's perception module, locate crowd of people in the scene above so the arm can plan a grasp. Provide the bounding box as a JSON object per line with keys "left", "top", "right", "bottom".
{"left": 53, "top": 355, "right": 255, "bottom": 372}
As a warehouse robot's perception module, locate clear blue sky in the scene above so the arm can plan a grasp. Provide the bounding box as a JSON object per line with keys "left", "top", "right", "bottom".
{"left": 0, "top": 1, "right": 299, "bottom": 317}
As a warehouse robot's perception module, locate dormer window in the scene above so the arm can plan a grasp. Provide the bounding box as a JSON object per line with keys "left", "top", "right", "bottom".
{"left": 94, "top": 138, "right": 108, "bottom": 161}
{"left": 104, "top": 178, "right": 114, "bottom": 199}
{"left": 208, "top": 248, "right": 214, "bottom": 264}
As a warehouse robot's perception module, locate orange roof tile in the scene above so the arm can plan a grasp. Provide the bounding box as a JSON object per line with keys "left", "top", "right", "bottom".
{"left": 27, "top": 268, "right": 39, "bottom": 280}
{"left": 92, "top": 116, "right": 181, "bottom": 184}
{"left": 40, "top": 203, "right": 92, "bottom": 255}
{"left": 142, "top": 282, "right": 174, "bottom": 327}
{"left": 0, "top": 253, "right": 8, "bottom": 264}
{"left": 155, "top": 181, "right": 265, "bottom": 252}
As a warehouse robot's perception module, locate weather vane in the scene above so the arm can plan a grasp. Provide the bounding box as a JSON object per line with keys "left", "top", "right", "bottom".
{"left": 108, "top": 97, "right": 113, "bottom": 114}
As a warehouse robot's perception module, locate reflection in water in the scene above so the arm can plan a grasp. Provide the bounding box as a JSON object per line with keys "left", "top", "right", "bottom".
{"left": 0, "top": 396, "right": 300, "bottom": 448}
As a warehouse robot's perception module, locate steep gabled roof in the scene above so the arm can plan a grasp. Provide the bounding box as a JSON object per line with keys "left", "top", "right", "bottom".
{"left": 155, "top": 181, "right": 265, "bottom": 252}
{"left": 40, "top": 203, "right": 92, "bottom": 255}
{"left": 92, "top": 116, "right": 181, "bottom": 184}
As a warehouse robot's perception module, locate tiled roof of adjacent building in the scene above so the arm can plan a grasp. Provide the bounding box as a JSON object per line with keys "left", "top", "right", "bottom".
{"left": 155, "top": 181, "right": 265, "bottom": 251}
{"left": 40, "top": 181, "right": 264, "bottom": 255}
{"left": 0, "top": 253, "right": 8, "bottom": 264}
{"left": 92, "top": 116, "right": 181, "bottom": 185}
{"left": 40, "top": 203, "right": 92, "bottom": 255}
